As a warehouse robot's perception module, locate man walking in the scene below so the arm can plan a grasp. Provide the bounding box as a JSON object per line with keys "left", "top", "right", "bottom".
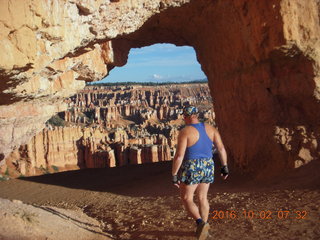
{"left": 172, "top": 106, "right": 229, "bottom": 240}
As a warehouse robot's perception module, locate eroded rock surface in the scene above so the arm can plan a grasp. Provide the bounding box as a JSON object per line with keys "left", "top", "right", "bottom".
{"left": 1, "top": 0, "right": 320, "bottom": 176}
{"left": 1, "top": 83, "right": 214, "bottom": 177}
{"left": 0, "top": 0, "right": 190, "bottom": 162}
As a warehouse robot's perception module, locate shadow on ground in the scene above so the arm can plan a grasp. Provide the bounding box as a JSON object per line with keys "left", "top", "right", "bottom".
{"left": 0, "top": 160, "right": 319, "bottom": 199}
{"left": 10, "top": 161, "right": 245, "bottom": 197}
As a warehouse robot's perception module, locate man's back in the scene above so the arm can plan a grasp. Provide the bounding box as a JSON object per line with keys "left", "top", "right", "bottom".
{"left": 180, "top": 122, "right": 214, "bottom": 161}
{"left": 182, "top": 122, "right": 215, "bottom": 148}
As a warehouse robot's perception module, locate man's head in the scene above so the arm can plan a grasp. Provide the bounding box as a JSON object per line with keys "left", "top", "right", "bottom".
{"left": 183, "top": 106, "right": 199, "bottom": 123}
{"left": 183, "top": 106, "right": 199, "bottom": 116}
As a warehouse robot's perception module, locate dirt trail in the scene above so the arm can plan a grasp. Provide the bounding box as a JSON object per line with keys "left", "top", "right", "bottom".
{"left": 0, "top": 161, "right": 319, "bottom": 240}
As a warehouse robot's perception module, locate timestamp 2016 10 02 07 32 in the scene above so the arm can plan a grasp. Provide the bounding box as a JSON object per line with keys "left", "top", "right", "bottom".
{"left": 211, "top": 210, "right": 308, "bottom": 220}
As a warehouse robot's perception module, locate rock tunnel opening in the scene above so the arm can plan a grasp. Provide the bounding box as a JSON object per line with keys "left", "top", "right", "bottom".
{"left": 100, "top": 0, "right": 320, "bottom": 180}
{"left": 1, "top": 42, "right": 216, "bottom": 177}
{"left": 0, "top": 0, "right": 320, "bottom": 181}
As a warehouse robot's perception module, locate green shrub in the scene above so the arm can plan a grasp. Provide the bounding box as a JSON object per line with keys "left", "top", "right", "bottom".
{"left": 52, "top": 165, "right": 59, "bottom": 172}
{"left": 0, "top": 174, "right": 9, "bottom": 181}
{"left": 39, "top": 165, "right": 50, "bottom": 174}
{"left": 46, "top": 115, "right": 65, "bottom": 127}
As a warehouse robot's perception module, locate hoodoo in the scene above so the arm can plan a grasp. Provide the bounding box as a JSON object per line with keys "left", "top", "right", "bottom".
{"left": 1, "top": 0, "right": 320, "bottom": 177}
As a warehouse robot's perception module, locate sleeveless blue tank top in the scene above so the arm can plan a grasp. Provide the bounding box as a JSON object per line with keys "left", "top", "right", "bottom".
{"left": 184, "top": 122, "right": 213, "bottom": 160}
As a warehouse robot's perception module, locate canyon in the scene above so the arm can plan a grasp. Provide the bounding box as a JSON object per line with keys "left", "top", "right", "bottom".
{"left": 0, "top": 0, "right": 320, "bottom": 179}
{"left": 0, "top": 83, "right": 214, "bottom": 177}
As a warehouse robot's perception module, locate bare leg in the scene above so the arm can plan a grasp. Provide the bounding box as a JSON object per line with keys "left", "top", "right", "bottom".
{"left": 180, "top": 183, "right": 201, "bottom": 220}
{"left": 196, "top": 183, "right": 210, "bottom": 222}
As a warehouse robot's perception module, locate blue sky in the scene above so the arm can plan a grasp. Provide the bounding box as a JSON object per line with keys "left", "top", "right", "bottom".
{"left": 99, "top": 43, "right": 206, "bottom": 83}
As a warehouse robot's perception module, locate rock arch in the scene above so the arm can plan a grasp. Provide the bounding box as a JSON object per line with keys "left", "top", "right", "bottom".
{"left": 0, "top": 0, "right": 319, "bottom": 177}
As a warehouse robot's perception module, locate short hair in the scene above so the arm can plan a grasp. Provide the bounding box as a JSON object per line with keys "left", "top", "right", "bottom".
{"left": 183, "top": 106, "right": 199, "bottom": 116}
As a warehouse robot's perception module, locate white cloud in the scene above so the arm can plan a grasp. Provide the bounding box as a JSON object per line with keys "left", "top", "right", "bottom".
{"left": 148, "top": 74, "right": 202, "bottom": 82}
{"left": 153, "top": 74, "right": 164, "bottom": 80}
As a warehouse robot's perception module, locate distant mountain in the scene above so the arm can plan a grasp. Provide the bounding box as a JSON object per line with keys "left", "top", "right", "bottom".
{"left": 86, "top": 78, "right": 208, "bottom": 87}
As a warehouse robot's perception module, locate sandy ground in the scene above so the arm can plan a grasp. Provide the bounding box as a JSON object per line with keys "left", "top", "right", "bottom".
{"left": 0, "top": 161, "right": 319, "bottom": 240}
{"left": 0, "top": 198, "right": 110, "bottom": 240}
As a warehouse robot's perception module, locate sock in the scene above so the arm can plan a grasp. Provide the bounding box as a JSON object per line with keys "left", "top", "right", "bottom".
{"left": 196, "top": 218, "right": 203, "bottom": 225}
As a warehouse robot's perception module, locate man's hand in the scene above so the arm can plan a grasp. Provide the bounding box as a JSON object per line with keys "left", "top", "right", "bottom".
{"left": 172, "top": 175, "right": 180, "bottom": 188}
{"left": 220, "top": 165, "right": 229, "bottom": 180}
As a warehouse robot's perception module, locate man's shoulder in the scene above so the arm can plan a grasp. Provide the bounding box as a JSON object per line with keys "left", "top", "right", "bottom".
{"left": 180, "top": 125, "right": 191, "bottom": 133}
{"left": 203, "top": 122, "right": 215, "bottom": 130}
{"left": 179, "top": 125, "right": 195, "bottom": 135}
{"left": 203, "top": 123, "right": 218, "bottom": 136}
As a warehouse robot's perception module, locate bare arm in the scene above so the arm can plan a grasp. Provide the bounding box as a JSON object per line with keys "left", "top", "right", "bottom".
{"left": 172, "top": 129, "right": 188, "bottom": 176}
{"left": 213, "top": 128, "right": 228, "bottom": 178}
{"left": 205, "top": 123, "right": 227, "bottom": 166}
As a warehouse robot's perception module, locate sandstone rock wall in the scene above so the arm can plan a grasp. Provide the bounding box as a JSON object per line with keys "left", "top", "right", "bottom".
{"left": 1, "top": 0, "right": 320, "bottom": 177}
{"left": 0, "top": 0, "right": 190, "bottom": 162}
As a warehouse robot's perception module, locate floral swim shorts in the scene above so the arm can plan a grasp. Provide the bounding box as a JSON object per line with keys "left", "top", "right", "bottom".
{"left": 180, "top": 158, "right": 214, "bottom": 185}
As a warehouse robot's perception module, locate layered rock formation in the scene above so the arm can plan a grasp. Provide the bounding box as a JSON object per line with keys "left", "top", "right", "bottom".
{"left": 1, "top": 125, "right": 174, "bottom": 177}
{"left": 1, "top": 0, "right": 320, "bottom": 177}
{"left": 1, "top": 83, "right": 213, "bottom": 177}
{"left": 64, "top": 83, "right": 213, "bottom": 126}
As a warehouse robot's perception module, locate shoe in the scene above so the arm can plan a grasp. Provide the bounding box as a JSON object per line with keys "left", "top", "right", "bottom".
{"left": 196, "top": 222, "right": 210, "bottom": 240}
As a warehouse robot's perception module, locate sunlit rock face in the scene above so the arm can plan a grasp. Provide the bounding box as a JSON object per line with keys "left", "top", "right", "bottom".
{"left": 1, "top": 0, "right": 320, "bottom": 177}
{"left": 1, "top": 126, "right": 174, "bottom": 177}
{"left": 0, "top": 0, "right": 190, "bottom": 162}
